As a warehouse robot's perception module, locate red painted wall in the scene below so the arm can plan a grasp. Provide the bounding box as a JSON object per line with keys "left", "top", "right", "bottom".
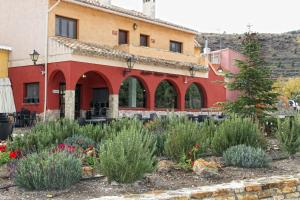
{"left": 9, "top": 61, "right": 226, "bottom": 114}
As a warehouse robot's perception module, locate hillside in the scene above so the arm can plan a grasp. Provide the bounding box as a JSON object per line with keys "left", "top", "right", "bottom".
{"left": 196, "top": 31, "right": 300, "bottom": 69}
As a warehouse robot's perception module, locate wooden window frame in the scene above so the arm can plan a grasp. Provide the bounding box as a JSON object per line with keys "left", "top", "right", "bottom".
{"left": 118, "top": 29, "right": 129, "bottom": 45}
{"left": 55, "top": 15, "right": 78, "bottom": 39}
{"left": 170, "top": 40, "right": 183, "bottom": 53}
{"left": 140, "top": 34, "right": 149, "bottom": 47}
{"left": 24, "top": 82, "right": 40, "bottom": 104}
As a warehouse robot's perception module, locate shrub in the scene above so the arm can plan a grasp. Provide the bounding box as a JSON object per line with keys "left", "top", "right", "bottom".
{"left": 0, "top": 152, "right": 10, "bottom": 166}
{"left": 212, "top": 116, "right": 265, "bottom": 155}
{"left": 198, "top": 119, "right": 217, "bottom": 149}
{"left": 98, "top": 126, "right": 156, "bottom": 183}
{"left": 223, "top": 145, "right": 270, "bottom": 168}
{"left": 7, "top": 119, "right": 80, "bottom": 154}
{"left": 101, "top": 118, "right": 144, "bottom": 139}
{"left": 277, "top": 116, "right": 300, "bottom": 157}
{"left": 77, "top": 124, "right": 104, "bottom": 144}
{"left": 14, "top": 151, "right": 82, "bottom": 190}
{"left": 64, "top": 135, "right": 96, "bottom": 150}
{"left": 164, "top": 117, "right": 205, "bottom": 161}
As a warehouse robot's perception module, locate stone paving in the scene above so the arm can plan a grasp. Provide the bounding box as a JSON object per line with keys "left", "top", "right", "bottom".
{"left": 91, "top": 174, "right": 300, "bottom": 200}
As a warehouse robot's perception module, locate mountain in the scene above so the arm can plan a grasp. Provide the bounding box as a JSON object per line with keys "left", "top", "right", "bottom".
{"left": 196, "top": 31, "right": 300, "bottom": 69}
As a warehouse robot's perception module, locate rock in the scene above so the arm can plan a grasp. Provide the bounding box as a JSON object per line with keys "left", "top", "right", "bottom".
{"left": 111, "top": 181, "right": 119, "bottom": 186}
{"left": 192, "top": 159, "right": 221, "bottom": 178}
{"left": 82, "top": 166, "right": 94, "bottom": 176}
{"left": 157, "top": 160, "right": 175, "bottom": 173}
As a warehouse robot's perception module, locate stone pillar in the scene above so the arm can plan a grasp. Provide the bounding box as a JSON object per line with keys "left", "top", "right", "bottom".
{"left": 64, "top": 90, "right": 75, "bottom": 120}
{"left": 107, "top": 94, "right": 119, "bottom": 119}
{"left": 128, "top": 78, "right": 137, "bottom": 107}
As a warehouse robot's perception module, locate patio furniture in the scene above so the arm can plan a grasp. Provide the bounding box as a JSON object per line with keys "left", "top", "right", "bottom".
{"left": 0, "top": 113, "right": 13, "bottom": 140}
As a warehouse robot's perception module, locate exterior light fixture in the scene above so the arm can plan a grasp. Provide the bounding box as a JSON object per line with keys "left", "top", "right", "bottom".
{"left": 124, "top": 55, "right": 136, "bottom": 76}
{"left": 217, "top": 66, "right": 223, "bottom": 73}
{"left": 189, "top": 66, "right": 196, "bottom": 77}
{"left": 126, "top": 56, "right": 136, "bottom": 70}
{"left": 30, "top": 50, "right": 40, "bottom": 65}
{"left": 133, "top": 23, "right": 138, "bottom": 30}
{"left": 82, "top": 74, "right": 87, "bottom": 78}
{"left": 29, "top": 50, "right": 45, "bottom": 75}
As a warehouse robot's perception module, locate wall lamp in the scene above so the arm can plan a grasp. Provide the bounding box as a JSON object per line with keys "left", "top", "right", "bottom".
{"left": 30, "top": 50, "right": 45, "bottom": 75}
{"left": 189, "top": 66, "right": 196, "bottom": 77}
{"left": 124, "top": 55, "right": 136, "bottom": 76}
{"left": 217, "top": 66, "right": 223, "bottom": 73}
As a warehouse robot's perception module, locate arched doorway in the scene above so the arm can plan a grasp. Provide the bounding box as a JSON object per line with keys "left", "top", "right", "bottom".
{"left": 185, "top": 83, "right": 205, "bottom": 110}
{"left": 119, "top": 76, "right": 147, "bottom": 108}
{"left": 48, "top": 70, "right": 66, "bottom": 118}
{"left": 75, "top": 71, "right": 110, "bottom": 119}
{"left": 155, "top": 80, "right": 178, "bottom": 109}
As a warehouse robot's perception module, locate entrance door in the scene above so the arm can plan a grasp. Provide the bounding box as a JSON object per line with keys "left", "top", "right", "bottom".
{"left": 92, "top": 88, "right": 109, "bottom": 117}
{"left": 59, "top": 83, "right": 66, "bottom": 118}
{"left": 75, "top": 84, "right": 81, "bottom": 119}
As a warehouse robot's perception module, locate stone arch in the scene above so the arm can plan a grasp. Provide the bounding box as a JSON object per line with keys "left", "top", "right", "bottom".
{"left": 185, "top": 82, "right": 207, "bottom": 109}
{"left": 155, "top": 79, "right": 181, "bottom": 109}
{"left": 119, "top": 76, "right": 149, "bottom": 108}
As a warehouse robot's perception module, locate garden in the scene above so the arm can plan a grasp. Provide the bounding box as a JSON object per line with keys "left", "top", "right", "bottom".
{"left": 0, "top": 114, "right": 300, "bottom": 199}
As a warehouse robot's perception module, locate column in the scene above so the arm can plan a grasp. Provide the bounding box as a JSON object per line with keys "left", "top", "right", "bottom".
{"left": 107, "top": 94, "right": 119, "bottom": 118}
{"left": 128, "top": 78, "right": 137, "bottom": 107}
{"left": 64, "top": 90, "right": 75, "bottom": 120}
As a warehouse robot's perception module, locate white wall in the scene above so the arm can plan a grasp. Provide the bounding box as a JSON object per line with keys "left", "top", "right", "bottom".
{"left": 0, "top": 0, "right": 48, "bottom": 67}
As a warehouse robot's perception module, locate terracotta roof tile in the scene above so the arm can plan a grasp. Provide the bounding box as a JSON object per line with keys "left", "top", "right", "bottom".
{"left": 51, "top": 36, "right": 208, "bottom": 71}
{"left": 70, "top": 0, "right": 198, "bottom": 34}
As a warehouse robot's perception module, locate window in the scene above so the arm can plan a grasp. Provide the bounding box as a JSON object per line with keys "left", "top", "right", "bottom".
{"left": 55, "top": 16, "right": 77, "bottom": 39}
{"left": 140, "top": 34, "right": 149, "bottom": 47}
{"left": 170, "top": 40, "right": 182, "bottom": 53}
{"left": 24, "top": 83, "right": 39, "bottom": 103}
{"left": 118, "top": 30, "right": 128, "bottom": 45}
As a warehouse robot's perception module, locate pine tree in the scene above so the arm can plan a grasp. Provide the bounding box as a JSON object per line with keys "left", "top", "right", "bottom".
{"left": 224, "top": 31, "right": 278, "bottom": 121}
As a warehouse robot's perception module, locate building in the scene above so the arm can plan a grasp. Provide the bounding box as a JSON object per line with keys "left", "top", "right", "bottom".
{"left": 206, "top": 48, "right": 245, "bottom": 101}
{"left": 0, "top": 0, "right": 226, "bottom": 120}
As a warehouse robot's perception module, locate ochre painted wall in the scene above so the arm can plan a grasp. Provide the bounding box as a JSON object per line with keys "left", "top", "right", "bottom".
{"left": 48, "top": 1, "right": 199, "bottom": 63}
{"left": 0, "top": 50, "right": 9, "bottom": 78}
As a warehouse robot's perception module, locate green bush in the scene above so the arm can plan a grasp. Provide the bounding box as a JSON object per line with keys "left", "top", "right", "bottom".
{"left": 223, "top": 145, "right": 270, "bottom": 168}
{"left": 98, "top": 126, "right": 156, "bottom": 183}
{"left": 277, "top": 116, "right": 300, "bottom": 157}
{"left": 212, "top": 116, "right": 265, "bottom": 155}
{"left": 102, "top": 118, "right": 144, "bottom": 139}
{"left": 164, "top": 117, "right": 204, "bottom": 161}
{"left": 145, "top": 117, "right": 173, "bottom": 156}
{"left": 77, "top": 124, "right": 104, "bottom": 144}
{"left": 64, "top": 135, "right": 96, "bottom": 150}
{"left": 8, "top": 119, "right": 80, "bottom": 154}
{"left": 0, "top": 152, "right": 10, "bottom": 166}
{"left": 198, "top": 119, "right": 217, "bottom": 149}
{"left": 14, "top": 151, "right": 82, "bottom": 190}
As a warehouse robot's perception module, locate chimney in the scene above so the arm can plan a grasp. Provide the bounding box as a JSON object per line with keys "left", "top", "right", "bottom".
{"left": 203, "top": 39, "right": 211, "bottom": 54}
{"left": 143, "top": 0, "right": 156, "bottom": 18}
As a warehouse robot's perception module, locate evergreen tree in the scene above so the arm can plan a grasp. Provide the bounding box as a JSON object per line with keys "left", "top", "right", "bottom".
{"left": 224, "top": 31, "right": 278, "bottom": 120}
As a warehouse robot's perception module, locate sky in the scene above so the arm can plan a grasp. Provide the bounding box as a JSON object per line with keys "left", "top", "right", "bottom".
{"left": 112, "top": 0, "right": 300, "bottom": 34}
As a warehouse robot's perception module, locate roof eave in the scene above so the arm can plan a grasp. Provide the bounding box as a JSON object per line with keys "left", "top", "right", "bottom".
{"left": 63, "top": 0, "right": 198, "bottom": 35}
{"left": 0, "top": 45, "right": 12, "bottom": 51}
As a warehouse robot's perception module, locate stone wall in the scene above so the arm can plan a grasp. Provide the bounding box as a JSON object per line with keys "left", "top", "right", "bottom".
{"left": 119, "top": 110, "right": 222, "bottom": 118}
{"left": 93, "top": 174, "right": 300, "bottom": 200}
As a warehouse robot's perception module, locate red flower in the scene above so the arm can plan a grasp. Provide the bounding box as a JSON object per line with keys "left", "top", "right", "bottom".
{"left": 9, "top": 151, "right": 17, "bottom": 159}
{"left": 192, "top": 161, "right": 195, "bottom": 167}
{"left": 0, "top": 145, "right": 6, "bottom": 152}
{"left": 194, "top": 144, "right": 200, "bottom": 149}
{"left": 58, "top": 144, "right": 66, "bottom": 149}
